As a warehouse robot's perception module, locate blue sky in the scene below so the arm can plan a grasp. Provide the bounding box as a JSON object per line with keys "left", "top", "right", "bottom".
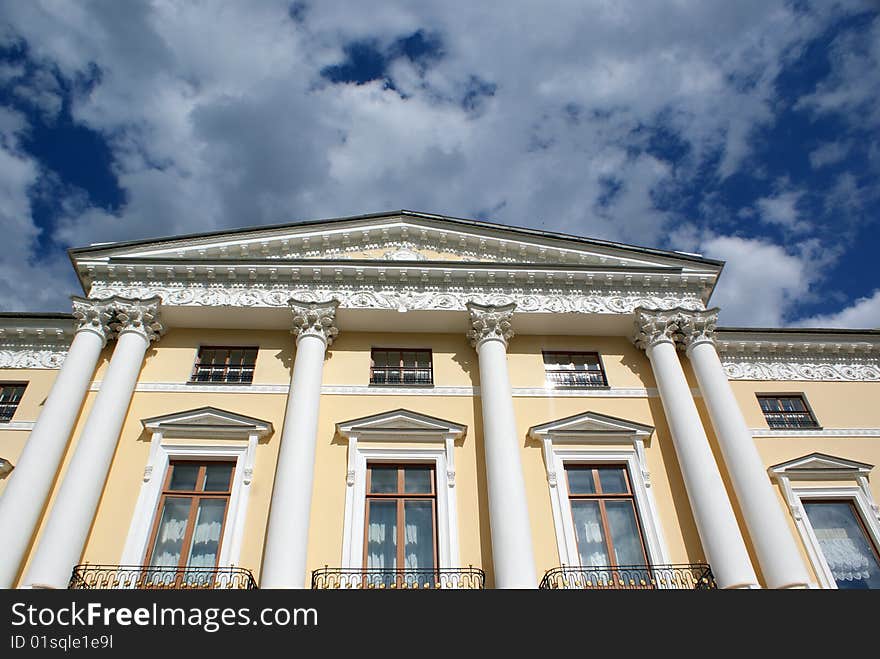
{"left": 0, "top": 1, "right": 878, "bottom": 327}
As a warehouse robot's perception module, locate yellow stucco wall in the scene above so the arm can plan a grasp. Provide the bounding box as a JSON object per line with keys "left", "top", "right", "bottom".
{"left": 6, "top": 330, "right": 880, "bottom": 588}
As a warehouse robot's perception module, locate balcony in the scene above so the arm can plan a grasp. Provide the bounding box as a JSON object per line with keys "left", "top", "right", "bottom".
{"left": 311, "top": 566, "right": 486, "bottom": 589}
{"left": 539, "top": 564, "right": 717, "bottom": 590}
{"left": 68, "top": 564, "right": 258, "bottom": 590}
{"left": 369, "top": 367, "right": 433, "bottom": 386}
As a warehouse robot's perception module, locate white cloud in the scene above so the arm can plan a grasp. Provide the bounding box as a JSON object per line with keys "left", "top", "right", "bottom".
{"left": 0, "top": 0, "right": 875, "bottom": 316}
{"left": 796, "top": 290, "right": 880, "bottom": 329}
{"left": 701, "top": 235, "right": 818, "bottom": 326}
{"left": 809, "top": 141, "right": 849, "bottom": 169}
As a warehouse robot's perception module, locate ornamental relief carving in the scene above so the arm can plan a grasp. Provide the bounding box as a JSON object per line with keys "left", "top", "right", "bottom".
{"left": 0, "top": 347, "right": 68, "bottom": 369}
{"left": 88, "top": 281, "right": 706, "bottom": 315}
{"left": 721, "top": 358, "right": 880, "bottom": 382}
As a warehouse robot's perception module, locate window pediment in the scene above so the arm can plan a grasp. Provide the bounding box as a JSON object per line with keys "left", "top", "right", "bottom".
{"left": 529, "top": 411, "right": 653, "bottom": 443}
{"left": 336, "top": 409, "right": 466, "bottom": 442}
{"left": 141, "top": 407, "right": 273, "bottom": 439}
{"left": 769, "top": 453, "right": 873, "bottom": 480}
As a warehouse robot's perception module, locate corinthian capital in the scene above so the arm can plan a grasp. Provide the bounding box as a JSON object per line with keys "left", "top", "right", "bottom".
{"left": 108, "top": 297, "right": 165, "bottom": 342}
{"left": 466, "top": 301, "right": 516, "bottom": 348}
{"left": 71, "top": 296, "right": 114, "bottom": 346}
{"left": 289, "top": 298, "right": 340, "bottom": 346}
{"left": 631, "top": 307, "right": 681, "bottom": 351}
{"left": 678, "top": 309, "right": 719, "bottom": 352}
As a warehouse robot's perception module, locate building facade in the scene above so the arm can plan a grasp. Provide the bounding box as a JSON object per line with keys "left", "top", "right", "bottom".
{"left": 1, "top": 210, "right": 879, "bottom": 590}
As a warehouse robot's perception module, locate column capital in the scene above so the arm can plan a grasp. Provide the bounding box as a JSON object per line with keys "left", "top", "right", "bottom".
{"left": 289, "top": 298, "right": 340, "bottom": 346}
{"left": 631, "top": 307, "right": 681, "bottom": 351}
{"left": 466, "top": 301, "right": 516, "bottom": 349}
{"left": 108, "top": 297, "right": 165, "bottom": 342}
{"left": 71, "top": 296, "right": 114, "bottom": 346}
{"left": 678, "top": 308, "right": 720, "bottom": 354}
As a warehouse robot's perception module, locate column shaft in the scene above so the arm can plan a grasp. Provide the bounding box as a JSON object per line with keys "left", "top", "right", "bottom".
{"left": 647, "top": 338, "right": 758, "bottom": 589}
{"left": 467, "top": 301, "right": 537, "bottom": 588}
{"left": 261, "top": 333, "right": 327, "bottom": 588}
{"left": 261, "top": 299, "right": 337, "bottom": 589}
{"left": 687, "top": 339, "right": 811, "bottom": 588}
{"left": 23, "top": 295, "right": 162, "bottom": 589}
{"left": 0, "top": 327, "right": 105, "bottom": 588}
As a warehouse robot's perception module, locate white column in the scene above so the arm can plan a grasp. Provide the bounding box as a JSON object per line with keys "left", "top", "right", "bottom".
{"left": 633, "top": 308, "right": 758, "bottom": 589}
{"left": 0, "top": 298, "right": 112, "bottom": 588}
{"left": 23, "top": 298, "right": 164, "bottom": 589}
{"left": 680, "top": 310, "right": 811, "bottom": 589}
{"left": 467, "top": 301, "right": 537, "bottom": 589}
{"left": 262, "top": 299, "right": 338, "bottom": 589}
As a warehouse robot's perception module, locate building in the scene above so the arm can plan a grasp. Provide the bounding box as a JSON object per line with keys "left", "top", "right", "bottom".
{"left": 1, "top": 209, "right": 878, "bottom": 590}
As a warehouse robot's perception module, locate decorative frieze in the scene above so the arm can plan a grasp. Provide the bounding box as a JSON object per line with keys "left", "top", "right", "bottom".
{"left": 289, "top": 298, "right": 340, "bottom": 345}
{"left": 466, "top": 301, "right": 516, "bottom": 348}
{"left": 717, "top": 332, "right": 880, "bottom": 382}
{"left": 0, "top": 318, "right": 75, "bottom": 370}
{"left": 87, "top": 281, "right": 706, "bottom": 316}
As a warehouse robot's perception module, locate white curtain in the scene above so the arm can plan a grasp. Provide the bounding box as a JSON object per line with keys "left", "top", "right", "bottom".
{"left": 367, "top": 502, "right": 397, "bottom": 571}
{"left": 572, "top": 501, "right": 609, "bottom": 567}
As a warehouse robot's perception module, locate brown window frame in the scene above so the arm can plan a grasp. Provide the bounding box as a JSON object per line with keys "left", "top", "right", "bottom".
{"left": 144, "top": 460, "right": 236, "bottom": 572}
{"left": 542, "top": 351, "right": 609, "bottom": 388}
{"left": 369, "top": 348, "right": 434, "bottom": 386}
{"left": 0, "top": 382, "right": 27, "bottom": 422}
{"left": 190, "top": 346, "right": 258, "bottom": 384}
{"left": 565, "top": 464, "right": 650, "bottom": 569}
{"left": 756, "top": 393, "right": 820, "bottom": 429}
{"left": 363, "top": 463, "right": 439, "bottom": 573}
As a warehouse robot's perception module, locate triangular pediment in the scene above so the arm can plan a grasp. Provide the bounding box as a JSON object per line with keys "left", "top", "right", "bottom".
{"left": 337, "top": 408, "right": 467, "bottom": 439}
{"left": 769, "top": 453, "right": 873, "bottom": 478}
{"left": 529, "top": 411, "right": 654, "bottom": 441}
{"left": 142, "top": 407, "right": 273, "bottom": 438}
{"left": 71, "top": 210, "right": 721, "bottom": 273}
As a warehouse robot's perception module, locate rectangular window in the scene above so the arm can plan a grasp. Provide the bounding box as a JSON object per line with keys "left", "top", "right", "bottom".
{"left": 370, "top": 349, "right": 433, "bottom": 385}
{"left": 0, "top": 383, "right": 26, "bottom": 422}
{"left": 757, "top": 394, "right": 819, "bottom": 429}
{"left": 566, "top": 465, "right": 649, "bottom": 568}
{"left": 191, "top": 347, "right": 257, "bottom": 383}
{"left": 543, "top": 351, "right": 608, "bottom": 388}
{"left": 803, "top": 500, "right": 880, "bottom": 589}
{"left": 364, "top": 464, "right": 437, "bottom": 586}
{"left": 146, "top": 460, "right": 235, "bottom": 573}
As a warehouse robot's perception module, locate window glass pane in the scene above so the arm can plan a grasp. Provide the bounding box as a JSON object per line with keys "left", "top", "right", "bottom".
{"left": 402, "top": 351, "right": 417, "bottom": 368}
{"left": 372, "top": 351, "right": 388, "bottom": 367}
{"left": 606, "top": 501, "right": 647, "bottom": 566}
{"left": 169, "top": 464, "right": 199, "bottom": 491}
{"left": 567, "top": 467, "right": 596, "bottom": 494}
{"left": 243, "top": 349, "right": 258, "bottom": 365}
{"left": 149, "top": 497, "right": 192, "bottom": 568}
{"left": 404, "top": 467, "right": 432, "bottom": 493}
{"left": 204, "top": 463, "right": 233, "bottom": 491}
{"left": 804, "top": 502, "right": 880, "bottom": 589}
{"left": 598, "top": 468, "right": 628, "bottom": 494}
{"left": 369, "top": 467, "right": 398, "bottom": 494}
{"left": 186, "top": 499, "right": 227, "bottom": 568}
{"left": 366, "top": 500, "right": 398, "bottom": 571}
{"left": 571, "top": 501, "right": 609, "bottom": 567}
{"left": 758, "top": 397, "right": 777, "bottom": 412}
{"left": 404, "top": 501, "right": 435, "bottom": 577}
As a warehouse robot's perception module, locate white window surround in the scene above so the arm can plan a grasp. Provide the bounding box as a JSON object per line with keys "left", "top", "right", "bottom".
{"left": 769, "top": 453, "right": 880, "bottom": 589}
{"left": 336, "top": 409, "right": 466, "bottom": 571}
{"left": 528, "top": 411, "right": 669, "bottom": 567}
{"left": 120, "top": 407, "right": 273, "bottom": 569}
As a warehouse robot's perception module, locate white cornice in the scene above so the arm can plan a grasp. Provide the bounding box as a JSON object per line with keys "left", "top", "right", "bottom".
{"left": 0, "top": 318, "right": 74, "bottom": 370}
{"left": 716, "top": 332, "right": 880, "bottom": 381}
{"left": 0, "top": 421, "right": 36, "bottom": 431}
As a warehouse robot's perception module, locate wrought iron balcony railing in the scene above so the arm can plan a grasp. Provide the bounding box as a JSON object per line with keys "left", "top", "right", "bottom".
{"left": 763, "top": 412, "right": 819, "bottom": 429}
{"left": 544, "top": 370, "right": 607, "bottom": 388}
{"left": 311, "top": 566, "right": 486, "bottom": 589}
{"left": 539, "top": 564, "right": 717, "bottom": 590}
{"left": 369, "top": 367, "right": 433, "bottom": 385}
{"left": 68, "top": 564, "right": 258, "bottom": 590}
